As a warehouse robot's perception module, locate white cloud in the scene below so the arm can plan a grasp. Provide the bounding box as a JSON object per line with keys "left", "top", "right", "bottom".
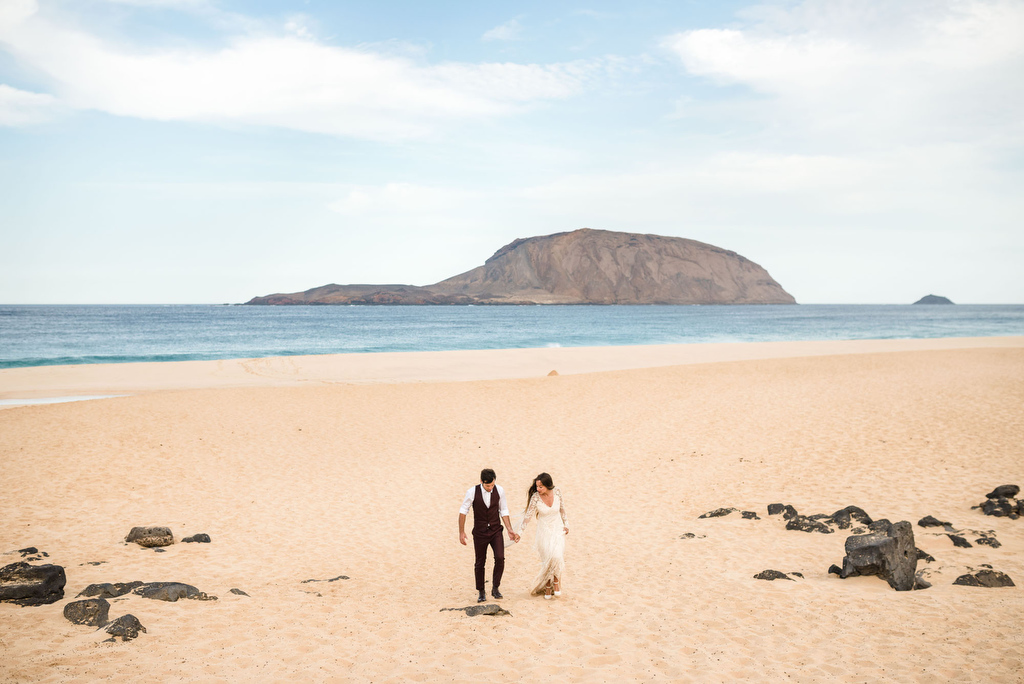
{"left": 100, "top": 0, "right": 207, "bottom": 6}
{"left": 0, "top": 83, "right": 61, "bottom": 125}
{"left": 482, "top": 19, "right": 522, "bottom": 42}
{"left": 664, "top": 0, "right": 1024, "bottom": 147}
{"left": 0, "top": 2, "right": 596, "bottom": 140}
{"left": 283, "top": 15, "right": 314, "bottom": 40}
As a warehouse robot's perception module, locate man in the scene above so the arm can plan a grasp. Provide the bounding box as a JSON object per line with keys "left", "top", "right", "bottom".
{"left": 459, "top": 468, "right": 520, "bottom": 602}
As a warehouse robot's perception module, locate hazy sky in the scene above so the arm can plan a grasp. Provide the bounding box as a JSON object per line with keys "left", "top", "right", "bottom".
{"left": 1, "top": 0, "right": 1022, "bottom": 304}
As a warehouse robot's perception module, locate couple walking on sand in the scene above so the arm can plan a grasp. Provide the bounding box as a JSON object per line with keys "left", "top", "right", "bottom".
{"left": 458, "top": 468, "right": 569, "bottom": 602}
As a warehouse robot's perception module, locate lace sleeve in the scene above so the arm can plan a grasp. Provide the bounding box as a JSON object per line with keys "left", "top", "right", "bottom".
{"left": 517, "top": 493, "right": 539, "bottom": 533}
{"left": 556, "top": 487, "right": 568, "bottom": 528}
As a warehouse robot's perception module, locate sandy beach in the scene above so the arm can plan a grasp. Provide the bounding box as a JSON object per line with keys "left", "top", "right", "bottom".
{"left": 1, "top": 337, "right": 1022, "bottom": 683}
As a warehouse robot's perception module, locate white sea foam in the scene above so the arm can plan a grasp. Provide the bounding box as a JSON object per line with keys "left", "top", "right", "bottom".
{"left": 0, "top": 395, "right": 128, "bottom": 408}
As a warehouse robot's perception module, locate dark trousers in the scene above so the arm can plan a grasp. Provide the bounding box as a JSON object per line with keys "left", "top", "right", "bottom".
{"left": 473, "top": 528, "right": 505, "bottom": 592}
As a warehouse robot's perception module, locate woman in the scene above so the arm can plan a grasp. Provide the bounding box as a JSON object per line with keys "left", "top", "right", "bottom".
{"left": 517, "top": 473, "right": 569, "bottom": 599}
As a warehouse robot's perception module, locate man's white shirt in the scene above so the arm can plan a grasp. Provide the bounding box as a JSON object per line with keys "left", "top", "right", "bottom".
{"left": 459, "top": 484, "right": 510, "bottom": 518}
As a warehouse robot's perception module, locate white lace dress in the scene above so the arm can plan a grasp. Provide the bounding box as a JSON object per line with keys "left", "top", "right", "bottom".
{"left": 517, "top": 488, "right": 569, "bottom": 596}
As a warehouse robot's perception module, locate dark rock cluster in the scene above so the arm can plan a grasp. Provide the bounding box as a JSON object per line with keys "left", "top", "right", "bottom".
{"left": 973, "top": 484, "right": 1023, "bottom": 519}
{"left": 767, "top": 503, "right": 872, "bottom": 534}
{"left": 6, "top": 526, "right": 227, "bottom": 645}
{"left": 698, "top": 489, "right": 1017, "bottom": 593}
{"left": 974, "top": 536, "right": 1001, "bottom": 548}
{"left": 15, "top": 547, "right": 50, "bottom": 562}
{"left": 917, "top": 512, "right": 1002, "bottom": 550}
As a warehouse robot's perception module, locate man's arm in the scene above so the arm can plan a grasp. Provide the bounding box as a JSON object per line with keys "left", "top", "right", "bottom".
{"left": 502, "top": 515, "right": 519, "bottom": 542}
{"left": 459, "top": 513, "right": 468, "bottom": 545}
{"left": 497, "top": 485, "right": 519, "bottom": 542}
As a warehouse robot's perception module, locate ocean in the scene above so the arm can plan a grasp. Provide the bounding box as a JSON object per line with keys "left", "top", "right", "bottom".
{"left": 1, "top": 304, "right": 1022, "bottom": 370}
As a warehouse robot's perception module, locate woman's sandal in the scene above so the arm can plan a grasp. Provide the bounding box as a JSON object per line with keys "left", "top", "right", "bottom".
{"left": 544, "top": 581, "right": 553, "bottom": 600}
{"left": 553, "top": 579, "right": 561, "bottom": 597}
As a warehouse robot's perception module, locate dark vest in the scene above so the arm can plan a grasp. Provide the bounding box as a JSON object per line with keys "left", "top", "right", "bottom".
{"left": 472, "top": 485, "right": 501, "bottom": 536}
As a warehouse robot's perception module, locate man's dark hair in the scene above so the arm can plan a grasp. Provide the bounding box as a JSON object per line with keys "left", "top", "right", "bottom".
{"left": 480, "top": 468, "right": 496, "bottom": 484}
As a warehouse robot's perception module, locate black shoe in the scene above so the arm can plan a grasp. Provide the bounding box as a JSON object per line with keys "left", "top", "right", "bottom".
{"left": 477, "top": 590, "right": 486, "bottom": 603}
{"left": 491, "top": 588, "right": 503, "bottom": 600}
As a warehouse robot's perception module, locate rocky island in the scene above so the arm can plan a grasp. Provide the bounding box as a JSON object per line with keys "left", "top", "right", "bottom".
{"left": 913, "top": 294, "right": 954, "bottom": 305}
{"left": 246, "top": 228, "right": 795, "bottom": 305}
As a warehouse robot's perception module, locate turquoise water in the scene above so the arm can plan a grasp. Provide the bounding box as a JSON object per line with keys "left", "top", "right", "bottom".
{"left": 0, "top": 304, "right": 1022, "bottom": 369}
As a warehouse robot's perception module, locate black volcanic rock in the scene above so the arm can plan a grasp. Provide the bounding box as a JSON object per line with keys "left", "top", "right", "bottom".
{"left": 0, "top": 562, "right": 66, "bottom": 605}
{"left": 78, "top": 581, "right": 143, "bottom": 599}
{"left": 835, "top": 520, "right": 917, "bottom": 591}
{"left": 698, "top": 508, "right": 738, "bottom": 519}
{"left": 753, "top": 570, "right": 794, "bottom": 581}
{"left": 918, "top": 515, "right": 951, "bottom": 528}
{"left": 64, "top": 598, "right": 110, "bottom": 627}
{"left": 953, "top": 570, "right": 1014, "bottom": 588}
{"left": 767, "top": 503, "right": 799, "bottom": 519}
{"left": 980, "top": 498, "right": 1018, "bottom": 518}
{"left": 125, "top": 526, "right": 173, "bottom": 547}
{"left": 247, "top": 229, "right": 796, "bottom": 306}
{"left": 181, "top": 534, "right": 211, "bottom": 543}
{"left": 786, "top": 516, "right": 834, "bottom": 534}
{"left": 985, "top": 484, "right": 1019, "bottom": 499}
{"left": 105, "top": 614, "right": 147, "bottom": 641}
{"left": 913, "top": 294, "right": 954, "bottom": 304}
{"left": 830, "top": 506, "right": 872, "bottom": 529}
{"left": 948, "top": 534, "right": 973, "bottom": 548}
{"left": 132, "top": 582, "right": 216, "bottom": 602}
{"left": 440, "top": 604, "right": 511, "bottom": 617}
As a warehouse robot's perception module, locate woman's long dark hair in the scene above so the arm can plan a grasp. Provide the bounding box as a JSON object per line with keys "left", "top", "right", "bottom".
{"left": 526, "top": 472, "right": 555, "bottom": 511}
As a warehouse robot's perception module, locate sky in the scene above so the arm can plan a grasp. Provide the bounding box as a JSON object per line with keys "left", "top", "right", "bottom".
{"left": 0, "top": 0, "right": 1022, "bottom": 304}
